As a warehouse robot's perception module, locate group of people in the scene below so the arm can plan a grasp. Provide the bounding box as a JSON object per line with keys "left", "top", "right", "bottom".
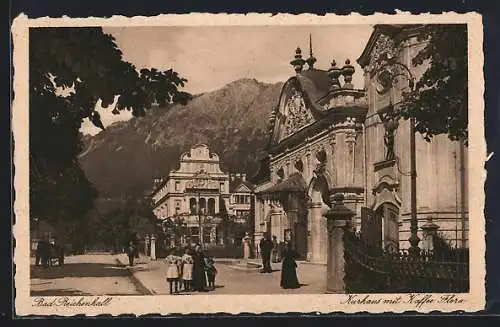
{"left": 259, "top": 232, "right": 301, "bottom": 289}
{"left": 164, "top": 244, "right": 217, "bottom": 294}
{"left": 35, "top": 239, "right": 64, "bottom": 267}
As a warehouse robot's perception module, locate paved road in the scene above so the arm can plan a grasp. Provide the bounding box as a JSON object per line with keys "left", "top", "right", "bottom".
{"left": 30, "top": 254, "right": 148, "bottom": 296}
{"left": 116, "top": 255, "right": 327, "bottom": 295}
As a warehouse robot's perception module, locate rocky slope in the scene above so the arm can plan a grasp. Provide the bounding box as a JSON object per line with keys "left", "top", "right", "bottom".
{"left": 79, "top": 78, "right": 283, "bottom": 201}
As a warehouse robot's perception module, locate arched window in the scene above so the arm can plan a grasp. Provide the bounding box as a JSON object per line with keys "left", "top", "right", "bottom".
{"left": 199, "top": 198, "right": 207, "bottom": 214}
{"left": 373, "top": 202, "right": 400, "bottom": 251}
{"left": 294, "top": 159, "right": 304, "bottom": 172}
{"left": 207, "top": 198, "right": 216, "bottom": 215}
{"left": 189, "top": 198, "right": 197, "bottom": 215}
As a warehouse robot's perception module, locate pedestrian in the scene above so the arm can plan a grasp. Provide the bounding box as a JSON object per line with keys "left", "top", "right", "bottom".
{"left": 191, "top": 243, "right": 208, "bottom": 292}
{"left": 126, "top": 241, "right": 136, "bottom": 266}
{"left": 280, "top": 242, "right": 300, "bottom": 289}
{"left": 259, "top": 232, "right": 273, "bottom": 273}
{"left": 181, "top": 247, "right": 194, "bottom": 291}
{"left": 271, "top": 235, "right": 279, "bottom": 263}
{"left": 205, "top": 256, "right": 217, "bottom": 291}
{"left": 35, "top": 240, "right": 49, "bottom": 267}
{"left": 165, "top": 249, "right": 180, "bottom": 294}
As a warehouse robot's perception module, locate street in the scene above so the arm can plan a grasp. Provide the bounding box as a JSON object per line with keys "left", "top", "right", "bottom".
{"left": 30, "top": 254, "right": 149, "bottom": 296}
{"left": 116, "top": 255, "right": 327, "bottom": 295}
{"left": 30, "top": 253, "right": 327, "bottom": 296}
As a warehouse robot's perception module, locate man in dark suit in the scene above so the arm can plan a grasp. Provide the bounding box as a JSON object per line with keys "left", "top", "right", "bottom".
{"left": 259, "top": 232, "right": 273, "bottom": 273}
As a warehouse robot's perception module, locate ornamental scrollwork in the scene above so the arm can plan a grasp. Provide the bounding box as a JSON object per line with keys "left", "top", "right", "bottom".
{"left": 282, "top": 88, "right": 315, "bottom": 139}
{"left": 366, "top": 34, "right": 404, "bottom": 78}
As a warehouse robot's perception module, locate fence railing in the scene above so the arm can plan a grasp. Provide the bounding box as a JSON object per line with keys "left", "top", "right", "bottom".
{"left": 343, "top": 230, "right": 469, "bottom": 293}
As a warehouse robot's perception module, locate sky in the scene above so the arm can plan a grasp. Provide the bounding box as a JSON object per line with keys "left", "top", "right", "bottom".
{"left": 80, "top": 25, "right": 374, "bottom": 135}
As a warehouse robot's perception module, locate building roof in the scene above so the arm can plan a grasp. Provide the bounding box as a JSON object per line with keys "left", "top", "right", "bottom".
{"left": 229, "top": 178, "right": 255, "bottom": 193}
{"left": 296, "top": 68, "right": 332, "bottom": 103}
{"left": 257, "top": 172, "right": 307, "bottom": 194}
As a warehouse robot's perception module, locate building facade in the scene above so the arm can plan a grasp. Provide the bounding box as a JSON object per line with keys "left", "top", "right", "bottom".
{"left": 252, "top": 26, "right": 468, "bottom": 264}
{"left": 151, "top": 144, "right": 254, "bottom": 245}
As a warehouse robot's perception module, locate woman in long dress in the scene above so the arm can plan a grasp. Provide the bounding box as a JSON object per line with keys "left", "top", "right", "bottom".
{"left": 280, "top": 242, "right": 300, "bottom": 289}
{"left": 191, "top": 244, "right": 208, "bottom": 292}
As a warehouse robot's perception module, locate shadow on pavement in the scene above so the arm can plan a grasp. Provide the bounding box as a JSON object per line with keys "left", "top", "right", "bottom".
{"left": 31, "top": 263, "right": 129, "bottom": 279}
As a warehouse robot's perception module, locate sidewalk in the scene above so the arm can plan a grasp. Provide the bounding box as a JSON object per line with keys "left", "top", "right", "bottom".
{"left": 116, "top": 254, "right": 327, "bottom": 295}
{"left": 31, "top": 254, "right": 147, "bottom": 296}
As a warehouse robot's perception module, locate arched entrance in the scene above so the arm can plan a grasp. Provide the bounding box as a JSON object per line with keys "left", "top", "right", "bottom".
{"left": 307, "top": 175, "right": 330, "bottom": 263}
{"left": 263, "top": 172, "right": 309, "bottom": 259}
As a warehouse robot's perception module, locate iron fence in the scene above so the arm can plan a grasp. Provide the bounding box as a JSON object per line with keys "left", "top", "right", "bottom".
{"left": 343, "top": 230, "right": 469, "bottom": 293}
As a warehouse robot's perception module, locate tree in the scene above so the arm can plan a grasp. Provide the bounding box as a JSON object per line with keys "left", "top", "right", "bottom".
{"left": 162, "top": 215, "right": 189, "bottom": 247}
{"left": 84, "top": 196, "right": 159, "bottom": 252}
{"left": 399, "top": 24, "right": 468, "bottom": 144}
{"left": 29, "top": 27, "right": 192, "bottom": 226}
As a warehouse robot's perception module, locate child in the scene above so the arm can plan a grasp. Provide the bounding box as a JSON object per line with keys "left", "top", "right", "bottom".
{"left": 205, "top": 256, "right": 217, "bottom": 291}
{"left": 181, "top": 248, "right": 194, "bottom": 292}
{"left": 165, "top": 249, "right": 180, "bottom": 294}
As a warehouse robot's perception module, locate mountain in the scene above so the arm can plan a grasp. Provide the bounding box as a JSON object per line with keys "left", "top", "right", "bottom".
{"left": 79, "top": 78, "right": 283, "bottom": 202}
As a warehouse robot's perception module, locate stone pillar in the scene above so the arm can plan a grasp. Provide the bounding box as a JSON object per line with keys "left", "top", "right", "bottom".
{"left": 287, "top": 208, "right": 298, "bottom": 249}
{"left": 327, "top": 133, "right": 337, "bottom": 185}
{"left": 310, "top": 201, "right": 323, "bottom": 263}
{"left": 421, "top": 217, "right": 440, "bottom": 252}
{"left": 150, "top": 235, "right": 156, "bottom": 261}
{"left": 324, "top": 193, "right": 355, "bottom": 293}
{"left": 145, "top": 235, "right": 150, "bottom": 256}
{"left": 306, "top": 199, "right": 313, "bottom": 261}
{"left": 304, "top": 151, "right": 312, "bottom": 182}
{"left": 345, "top": 130, "right": 357, "bottom": 185}
{"left": 243, "top": 233, "right": 251, "bottom": 262}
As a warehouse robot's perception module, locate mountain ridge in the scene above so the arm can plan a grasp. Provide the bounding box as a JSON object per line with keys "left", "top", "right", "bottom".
{"left": 79, "top": 78, "right": 283, "bottom": 202}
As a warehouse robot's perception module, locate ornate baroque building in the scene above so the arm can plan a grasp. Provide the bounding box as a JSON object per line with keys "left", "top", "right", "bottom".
{"left": 252, "top": 26, "right": 468, "bottom": 263}
{"left": 151, "top": 144, "right": 254, "bottom": 245}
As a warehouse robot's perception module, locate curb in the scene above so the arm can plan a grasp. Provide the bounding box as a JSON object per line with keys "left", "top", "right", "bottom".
{"left": 114, "top": 257, "right": 154, "bottom": 295}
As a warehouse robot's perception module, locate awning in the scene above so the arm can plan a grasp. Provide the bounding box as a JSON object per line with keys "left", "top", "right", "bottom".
{"left": 258, "top": 173, "right": 307, "bottom": 195}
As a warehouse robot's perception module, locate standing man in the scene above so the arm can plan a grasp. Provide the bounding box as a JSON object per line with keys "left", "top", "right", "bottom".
{"left": 126, "top": 241, "right": 136, "bottom": 266}
{"left": 259, "top": 232, "right": 273, "bottom": 273}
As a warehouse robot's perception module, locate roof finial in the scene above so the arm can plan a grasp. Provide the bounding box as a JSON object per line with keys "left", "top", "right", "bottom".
{"left": 306, "top": 34, "right": 317, "bottom": 70}
{"left": 290, "top": 47, "right": 305, "bottom": 74}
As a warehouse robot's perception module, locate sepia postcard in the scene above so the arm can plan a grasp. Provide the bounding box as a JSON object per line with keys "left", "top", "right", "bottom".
{"left": 12, "top": 12, "right": 486, "bottom": 316}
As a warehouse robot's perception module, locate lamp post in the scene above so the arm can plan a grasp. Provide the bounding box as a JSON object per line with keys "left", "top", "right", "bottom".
{"left": 374, "top": 55, "right": 420, "bottom": 256}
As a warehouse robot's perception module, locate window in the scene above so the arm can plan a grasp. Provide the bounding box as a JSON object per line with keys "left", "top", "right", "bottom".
{"left": 235, "top": 195, "right": 249, "bottom": 204}
{"left": 175, "top": 181, "right": 181, "bottom": 192}
{"left": 220, "top": 182, "right": 225, "bottom": 192}
{"left": 189, "top": 198, "right": 197, "bottom": 214}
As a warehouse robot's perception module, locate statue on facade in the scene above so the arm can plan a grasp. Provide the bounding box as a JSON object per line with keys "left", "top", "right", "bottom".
{"left": 380, "top": 112, "right": 399, "bottom": 161}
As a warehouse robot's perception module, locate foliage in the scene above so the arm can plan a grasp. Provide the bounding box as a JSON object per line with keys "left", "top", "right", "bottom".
{"left": 84, "top": 197, "right": 159, "bottom": 251}
{"left": 161, "top": 215, "right": 190, "bottom": 246}
{"left": 400, "top": 24, "right": 468, "bottom": 144}
{"left": 29, "top": 27, "right": 191, "bottom": 226}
